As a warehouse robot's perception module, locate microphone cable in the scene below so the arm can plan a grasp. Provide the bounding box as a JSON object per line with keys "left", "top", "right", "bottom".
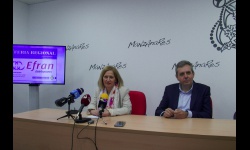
{"left": 70, "top": 120, "right": 99, "bottom": 150}
{"left": 94, "top": 118, "right": 99, "bottom": 149}
{"left": 71, "top": 122, "right": 76, "bottom": 150}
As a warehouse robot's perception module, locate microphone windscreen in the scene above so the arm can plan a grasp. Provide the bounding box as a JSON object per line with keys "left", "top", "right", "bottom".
{"left": 98, "top": 93, "right": 108, "bottom": 109}
{"left": 77, "top": 88, "right": 84, "bottom": 95}
{"left": 55, "top": 97, "right": 67, "bottom": 107}
{"left": 100, "top": 93, "right": 109, "bottom": 102}
{"left": 81, "top": 94, "right": 91, "bottom": 106}
{"left": 70, "top": 88, "right": 84, "bottom": 99}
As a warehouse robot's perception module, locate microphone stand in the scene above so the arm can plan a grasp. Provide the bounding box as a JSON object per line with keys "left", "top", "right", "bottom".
{"left": 57, "top": 97, "right": 76, "bottom": 120}
{"left": 99, "top": 109, "right": 107, "bottom": 125}
{"left": 75, "top": 113, "right": 91, "bottom": 123}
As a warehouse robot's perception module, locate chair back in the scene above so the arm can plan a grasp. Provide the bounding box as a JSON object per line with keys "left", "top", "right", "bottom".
{"left": 210, "top": 97, "right": 213, "bottom": 118}
{"left": 129, "top": 91, "right": 147, "bottom": 115}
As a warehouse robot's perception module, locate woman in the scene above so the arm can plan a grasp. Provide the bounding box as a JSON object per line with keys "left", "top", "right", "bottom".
{"left": 87, "top": 66, "right": 132, "bottom": 117}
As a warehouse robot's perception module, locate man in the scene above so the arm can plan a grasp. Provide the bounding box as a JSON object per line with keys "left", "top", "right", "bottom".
{"left": 155, "top": 60, "right": 212, "bottom": 119}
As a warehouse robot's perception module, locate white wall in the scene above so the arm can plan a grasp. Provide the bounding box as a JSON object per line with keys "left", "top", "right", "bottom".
{"left": 13, "top": 0, "right": 236, "bottom": 119}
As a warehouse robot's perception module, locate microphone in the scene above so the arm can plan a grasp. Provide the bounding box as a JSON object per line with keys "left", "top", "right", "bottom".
{"left": 98, "top": 93, "right": 109, "bottom": 118}
{"left": 55, "top": 97, "right": 68, "bottom": 107}
{"left": 69, "top": 88, "right": 84, "bottom": 99}
{"left": 75, "top": 94, "right": 92, "bottom": 123}
{"left": 55, "top": 88, "right": 84, "bottom": 107}
{"left": 76, "top": 94, "right": 91, "bottom": 118}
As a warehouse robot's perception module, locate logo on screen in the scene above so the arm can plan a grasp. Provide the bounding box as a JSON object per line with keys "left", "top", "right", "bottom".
{"left": 13, "top": 61, "right": 25, "bottom": 70}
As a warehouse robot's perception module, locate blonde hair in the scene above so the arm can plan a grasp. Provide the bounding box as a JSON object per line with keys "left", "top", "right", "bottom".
{"left": 98, "top": 66, "right": 124, "bottom": 89}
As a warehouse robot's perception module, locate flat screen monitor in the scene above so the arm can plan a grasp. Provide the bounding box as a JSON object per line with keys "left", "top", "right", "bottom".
{"left": 13, "top": 44, "right": 66, "bottom": 85}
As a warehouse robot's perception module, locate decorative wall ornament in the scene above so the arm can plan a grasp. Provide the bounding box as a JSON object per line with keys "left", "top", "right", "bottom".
{"left": 210, "top": 0, "right": 236, "bottom": 52}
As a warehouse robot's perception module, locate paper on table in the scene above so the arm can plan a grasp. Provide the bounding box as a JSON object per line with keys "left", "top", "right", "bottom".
{"left": 86, "top": 115, "right": 99, "bottom": 119}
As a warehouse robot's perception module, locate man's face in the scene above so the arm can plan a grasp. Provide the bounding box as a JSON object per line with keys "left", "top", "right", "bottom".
{"left": 176, "top": 65, "right": 194, "bottom": 86}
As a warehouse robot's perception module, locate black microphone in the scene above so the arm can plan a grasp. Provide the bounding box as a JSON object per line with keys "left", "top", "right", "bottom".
{"left": 55, "top": 88, "right": 84, "bottom": 107}
{"left": 75, "top": 94, "right": 92, "bottom": 123}
{"left": 98, "top": 93, "right": 109, "bottom": 118}
{"left": 55, "top": 97, "right": 68, "bottom": 107}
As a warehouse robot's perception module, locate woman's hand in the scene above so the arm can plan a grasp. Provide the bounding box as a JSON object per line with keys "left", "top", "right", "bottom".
{"left": 90, "top": 109, "right": 111, "bottom": 117}
{"left": 90, "top": 109, "right": 99, "bottom": 116}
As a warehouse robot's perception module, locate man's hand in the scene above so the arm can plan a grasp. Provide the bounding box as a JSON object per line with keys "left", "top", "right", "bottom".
{"left": 163, "top": 108, "right": 175, "bottom": 118}
{"left": 173, "top": 109, "right": 188, "bottom": 119}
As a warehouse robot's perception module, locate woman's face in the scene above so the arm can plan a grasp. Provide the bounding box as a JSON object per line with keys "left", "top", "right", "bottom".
{"left": 103, "top": 70, "right": 116, "bottom": 90}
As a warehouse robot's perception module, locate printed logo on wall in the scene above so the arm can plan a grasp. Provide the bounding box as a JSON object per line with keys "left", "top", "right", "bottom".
{"left": 210, "top": 0, "right": 236, "bottom": 52}
{"left": 66, "top": 43, "right": 90, "bottom": 51}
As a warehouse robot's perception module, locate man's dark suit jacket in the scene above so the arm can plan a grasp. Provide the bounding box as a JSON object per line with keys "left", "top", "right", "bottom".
{"left": 155, "top": 81, "right": 212, "bottom": 118}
